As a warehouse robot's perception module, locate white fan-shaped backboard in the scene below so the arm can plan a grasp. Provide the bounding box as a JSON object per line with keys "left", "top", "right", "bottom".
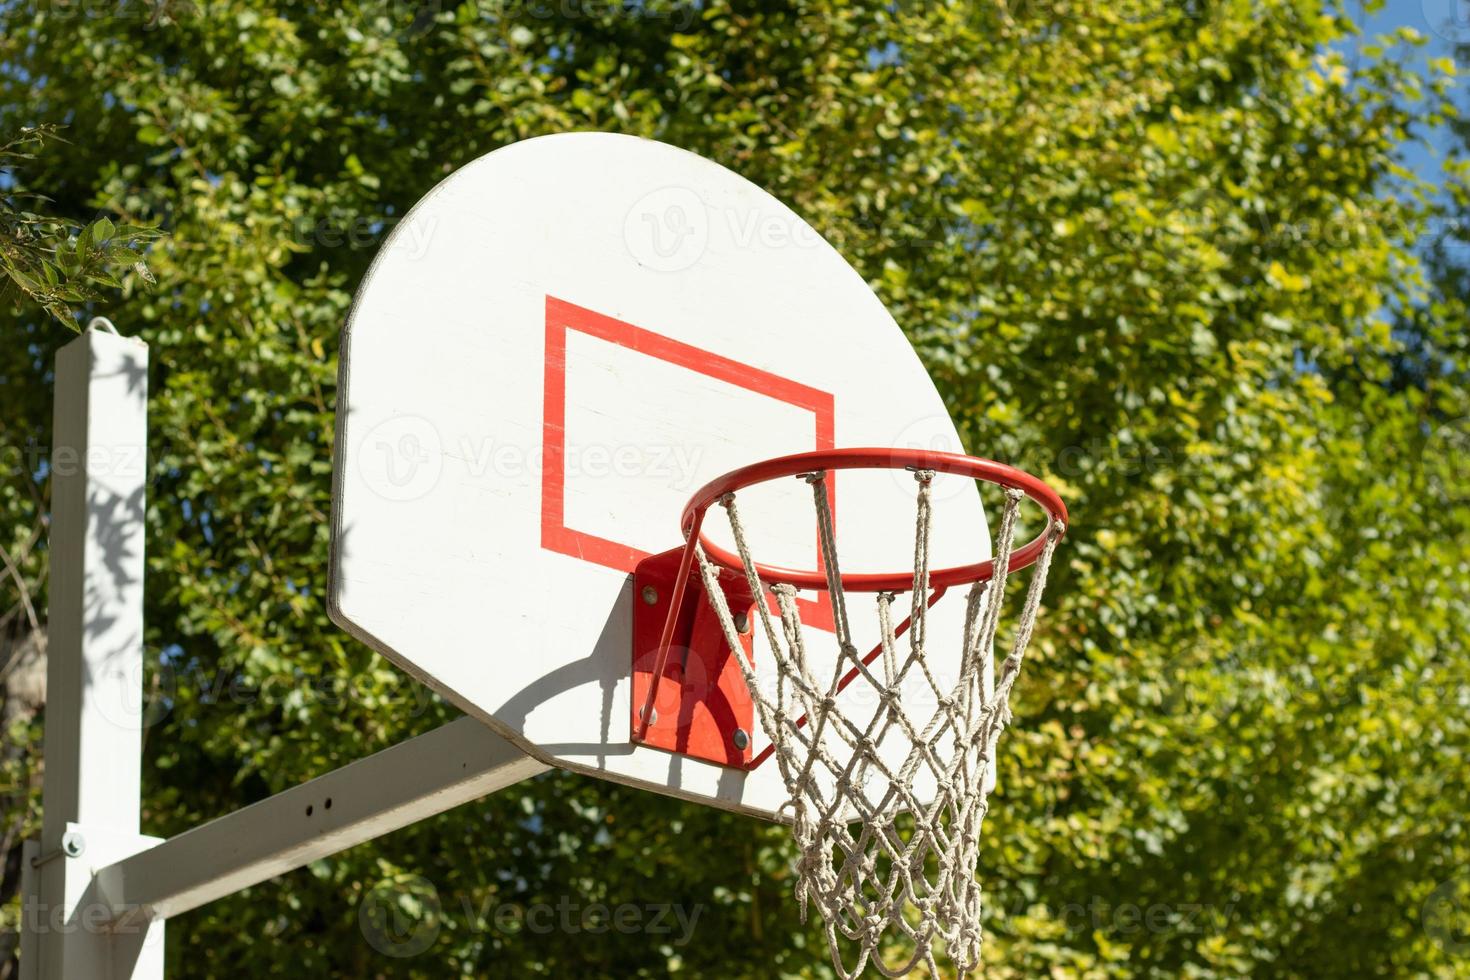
{"left": 329, "top": 133, "right": 989, "bottom": 820}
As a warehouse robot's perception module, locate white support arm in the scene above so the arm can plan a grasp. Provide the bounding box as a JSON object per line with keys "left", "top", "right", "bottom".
{"left": 96, "top": 716, "right": 548, "bottom": 924}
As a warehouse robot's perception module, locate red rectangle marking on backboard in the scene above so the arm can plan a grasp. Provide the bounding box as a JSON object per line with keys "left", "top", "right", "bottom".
{"left": 541, "top": 295, "right": 835, "bottom": 630}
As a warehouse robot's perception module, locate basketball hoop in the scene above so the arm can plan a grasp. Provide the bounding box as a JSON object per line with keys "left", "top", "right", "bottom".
{"left": 325, "top": 134, "right": 1074, "bottom": 978}
{"left": 634, "top": 448, "right": 1067, "bottom": 978}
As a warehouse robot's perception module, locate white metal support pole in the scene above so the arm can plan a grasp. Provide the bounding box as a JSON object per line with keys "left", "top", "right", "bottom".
{"left": 27, "top": 325, "right": 163, "bottom": 979}
{"left": 22, "top": 324, "right": 551, "bottom": 977}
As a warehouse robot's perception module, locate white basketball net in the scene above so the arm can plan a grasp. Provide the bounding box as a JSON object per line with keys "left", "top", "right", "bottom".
{"left": 693, "top": 469, "right": 1065, "bottom": 978}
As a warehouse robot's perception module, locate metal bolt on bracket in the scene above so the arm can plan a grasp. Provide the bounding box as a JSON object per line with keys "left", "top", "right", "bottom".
{"left": 31, "top": 831, "right": 86, "bottom": 869}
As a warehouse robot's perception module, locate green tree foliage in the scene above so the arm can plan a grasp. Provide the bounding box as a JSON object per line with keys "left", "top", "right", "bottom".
{"left": 0, "top": 125, "right": 159, "bottom": 326}
{"left": 2, "top": 1, "right": 1467, "bottom": 976}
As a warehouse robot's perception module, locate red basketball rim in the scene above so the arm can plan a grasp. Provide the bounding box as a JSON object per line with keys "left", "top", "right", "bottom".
{"left": 682, "top": 447, "right": 1068, "bottom": 593}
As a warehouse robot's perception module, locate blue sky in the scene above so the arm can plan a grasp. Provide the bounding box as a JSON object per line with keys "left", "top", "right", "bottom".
{"left": 1344, "top": 0, "right": 1467, "bottom": 195}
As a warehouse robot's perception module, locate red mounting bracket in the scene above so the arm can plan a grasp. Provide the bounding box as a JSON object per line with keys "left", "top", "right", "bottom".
{"left": 631, "top": 547, "right": 757, "bottom": 768}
